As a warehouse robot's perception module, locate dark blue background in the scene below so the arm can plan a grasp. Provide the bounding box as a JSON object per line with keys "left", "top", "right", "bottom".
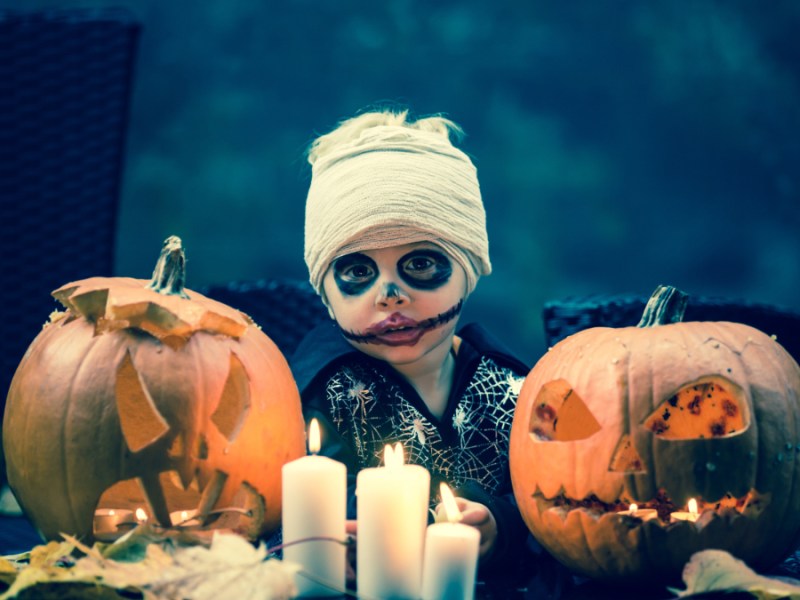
{"left": 3, "top": 0, "right": 798, "bottom": 364}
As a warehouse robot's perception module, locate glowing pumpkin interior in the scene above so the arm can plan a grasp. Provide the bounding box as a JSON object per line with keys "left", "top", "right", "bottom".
{"left": 527, "top": 375, "right": 768, "bottom": 522}
{"left": 92, "top": 347, "right": 266, "bottom": 536}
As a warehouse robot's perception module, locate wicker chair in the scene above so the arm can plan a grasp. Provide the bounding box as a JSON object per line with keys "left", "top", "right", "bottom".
{"left": 0, "top": 8, "right": 140, "bottom": 498}
{"left": 543, "top": 292, "right": 800, "bottom": 363}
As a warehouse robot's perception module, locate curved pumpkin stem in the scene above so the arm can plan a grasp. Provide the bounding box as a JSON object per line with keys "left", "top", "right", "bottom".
{"left": 146, "top": 235, "right": 190, "bottom": 299}
{"left": 637, "top": 284, "right": 688, "bottom": 327}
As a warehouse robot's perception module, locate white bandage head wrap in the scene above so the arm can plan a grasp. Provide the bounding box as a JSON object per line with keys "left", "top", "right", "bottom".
{"left": 304, "top": 110, "right": 491, "bottom": 305}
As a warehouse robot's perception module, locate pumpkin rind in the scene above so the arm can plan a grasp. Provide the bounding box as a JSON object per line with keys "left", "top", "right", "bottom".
{"left": 509, "top": 287, "right": 800, "bottom": 583}
{"left": 3, "top": 237, "right": 306, "bottom": 542}
{"left": 52, "top": 277, "right": 250, "bottom": 340}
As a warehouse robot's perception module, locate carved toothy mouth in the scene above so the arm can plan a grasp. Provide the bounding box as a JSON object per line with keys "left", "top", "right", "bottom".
{"left": 95, "top": 470, "right": 265, "bottom": 539}
{"left": 531, "top": 488, "right": 771, "bottom": 525}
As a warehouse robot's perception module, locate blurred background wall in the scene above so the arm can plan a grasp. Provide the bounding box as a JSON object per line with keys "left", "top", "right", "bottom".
{"left": 2, "top": 0, "right": 798, "bottom": 365}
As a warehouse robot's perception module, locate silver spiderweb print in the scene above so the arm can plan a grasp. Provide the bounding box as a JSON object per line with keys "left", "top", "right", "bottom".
{"left": 325, "top": 357, "right": 524, "bottom": 494}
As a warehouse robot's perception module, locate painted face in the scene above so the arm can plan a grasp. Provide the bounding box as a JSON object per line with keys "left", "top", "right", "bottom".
{"left": 322, "top": 242, "right": 467, "bottom": 367}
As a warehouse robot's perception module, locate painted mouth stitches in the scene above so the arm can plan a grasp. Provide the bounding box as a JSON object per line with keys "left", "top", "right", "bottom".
{"left": 342, "top": 299, "right": 463, "bottom": 345}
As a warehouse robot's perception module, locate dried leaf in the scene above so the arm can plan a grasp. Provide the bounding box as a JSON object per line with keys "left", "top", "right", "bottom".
{"left": 0, "top": 560, "right": 15, "bottom": 575}
{"left": 96, "top": 523, "right": 193, "bottom": 562}
{"left": 0, "top": 539, "right": 80, "bottom": 600}
{"left": 143, "top": 532, "right": 298, "bottom": 599}
{"left": 670, "top": 550, "right": 800, "bottom": 599}
{"left": 74, "top": 532, "right": 296, "bottom": 599}
{"left": 0, "top": 562, "right": 70, "bottom": 599}
{"left": 28, "top": 541, "right": 75, "bottom": 568}
{"left": 8, "top": 582, "right": 140, "bottom": 600}
{"left": 0, "top": 531, "right": 297, "bottom": 600}
{"left": 0, "top": 559, "right": 18, "bottom": 594}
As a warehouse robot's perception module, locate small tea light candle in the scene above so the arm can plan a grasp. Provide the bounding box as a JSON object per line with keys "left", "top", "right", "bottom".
{"left": 670, "top": 498, "right": 700, "bottom": 523}
{"left": 421, "top": 483, "right": 481, "bottom": 600}
{"left": 282, "top": 419, "right": 347, "bottom": 597}
{"left": 622, "top": 503, "right": 658, "bottom": 522}
{"left": 357, "top": 443, "right": 431, "bottom": 600}
{"left": 170, "top": 509, "right": 201, "bottom": 527}
{"left": 135, "top": 507, "right": 149, "bottom": 524}
{"left": 93, "top": 508, "right": 135, "bottom": 537}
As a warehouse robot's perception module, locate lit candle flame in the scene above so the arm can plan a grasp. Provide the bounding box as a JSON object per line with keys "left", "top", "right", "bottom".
{"left": 394, "top": 442, "right": 404, "bottom": 465}
{"left": 308, "top": 418, "right": 321, "bottom": 454}
{"left": 440, "top": 483, "right": 463, "bottom": 523}
{"left": 135, "top": 508, "right": 147, "bottom": 522}
{"left": 629, "top": 503, "right": 638, "bottom": 513}
{"left": 687, "top": 498, "right": 698, "bottom": 516}
{"left": 108, "top": 509, "right": 116, "bottom": 516}
{"left": 384, "top": 442, "right": 404, "bottom": 468}
{"left": 180, "top": 510, "right": 189, "bottom": 521}
{"left": 383, "top": 444, "right": 393, "bottom": 465}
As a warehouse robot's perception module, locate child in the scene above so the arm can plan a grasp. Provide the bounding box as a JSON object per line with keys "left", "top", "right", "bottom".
{"left": 290, "top": 108, "right": 531, "bottom": 571}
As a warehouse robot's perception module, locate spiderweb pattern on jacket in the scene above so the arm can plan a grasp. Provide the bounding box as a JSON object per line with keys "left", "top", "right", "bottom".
{"left": 324, "top": 357, "right": 524, "bottom": 494}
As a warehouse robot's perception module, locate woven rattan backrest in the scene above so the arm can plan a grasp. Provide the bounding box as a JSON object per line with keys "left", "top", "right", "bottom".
{"left": 0, "top": 9, "right": 140, "bottom": 412}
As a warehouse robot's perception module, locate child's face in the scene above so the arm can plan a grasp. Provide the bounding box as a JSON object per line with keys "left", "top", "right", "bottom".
{"left": 322, "top": 242, "right": 467, "bottom": 366}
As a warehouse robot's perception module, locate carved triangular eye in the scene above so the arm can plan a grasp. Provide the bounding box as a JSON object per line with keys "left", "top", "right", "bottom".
{"left": 211, "top": 352, "right": 251, "bottom": 442}
{"left": 116, "top": 351, "right": 170, "bottom": 452}
{"left": 609, "top": 434, "right": 645, "bottom": 472}
{"left": 529, "top": 379, "right": 602, "bottom": 441}
{"left": 643, "top": 376, "right": 748, "bottom": 440}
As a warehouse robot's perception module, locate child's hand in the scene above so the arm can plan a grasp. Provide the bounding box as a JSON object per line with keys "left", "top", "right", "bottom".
{"left": 435, "top": 498, "right": 498, "bottom": 559}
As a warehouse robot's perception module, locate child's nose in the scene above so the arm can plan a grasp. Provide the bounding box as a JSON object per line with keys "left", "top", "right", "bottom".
{"left": 374, "top": 282, "right": 410, "bottom": 308}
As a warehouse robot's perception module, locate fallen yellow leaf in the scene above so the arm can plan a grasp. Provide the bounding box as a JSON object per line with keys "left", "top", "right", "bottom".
{"left": 670, "top": 550, "right": 800, "bottom": 600}
{"left": 0, "top": 560, "right": 15, "bottom": 575}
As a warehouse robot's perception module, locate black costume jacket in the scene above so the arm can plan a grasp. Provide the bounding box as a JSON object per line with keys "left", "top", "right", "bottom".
{"left": 290, "top": 321, "right": 532, "bottom": 570}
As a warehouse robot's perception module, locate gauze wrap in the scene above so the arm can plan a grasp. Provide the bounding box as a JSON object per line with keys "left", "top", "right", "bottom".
{"left": 304, "top": 125, "right": 491, "bottom": 304}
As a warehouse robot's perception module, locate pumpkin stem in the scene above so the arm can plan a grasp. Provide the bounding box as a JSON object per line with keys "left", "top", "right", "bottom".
{"left": 637, "top": 284, "right": 688, "bottom": 327}
{"left": 146, "top": 236, "right": 190, "bottom": 299}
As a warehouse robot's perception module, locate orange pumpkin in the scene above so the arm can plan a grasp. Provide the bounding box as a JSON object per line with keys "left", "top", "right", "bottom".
{"left": 509, "top": 285, "right": 800, "bottom": 583}
{"left": 3, "top": 236, "right": 306, "bottom": 541}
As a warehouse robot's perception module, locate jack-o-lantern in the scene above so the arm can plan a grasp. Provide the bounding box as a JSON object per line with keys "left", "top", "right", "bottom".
{"left": 3, "top": 236, "right": 306, "bottom": 542}
{"left": 509, "top": 285, "right": 800, "bottom": 583}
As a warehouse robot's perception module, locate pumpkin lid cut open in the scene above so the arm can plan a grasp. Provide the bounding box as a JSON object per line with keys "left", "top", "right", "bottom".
{"left": 52, "top": 236, "right": 250, "bottom": 343}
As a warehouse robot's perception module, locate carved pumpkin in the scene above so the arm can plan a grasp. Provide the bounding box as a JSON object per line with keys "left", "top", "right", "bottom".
{"left": 3, "top": 237, "right": 306, "bottom": 542}
{"left": 509, "top": 285, "right": 800, "bottom": 583}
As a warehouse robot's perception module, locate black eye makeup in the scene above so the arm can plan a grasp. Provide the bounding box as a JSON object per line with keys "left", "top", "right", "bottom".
{"left": 332, "top": 253, "right": 378, "bottom": 296}
{"left": 398, "top": 249, "right": 452, "bottom": 290}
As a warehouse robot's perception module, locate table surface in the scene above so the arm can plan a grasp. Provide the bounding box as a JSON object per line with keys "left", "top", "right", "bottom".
{"left": 2, "top": 513, "right": 797, "bottom": 599}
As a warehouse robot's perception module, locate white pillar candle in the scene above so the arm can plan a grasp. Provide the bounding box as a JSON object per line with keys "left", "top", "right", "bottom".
{"left": 282, "top": 419, "right": 347, "bottom": 597}
{"left": 357, "top": 443, "right": 431, "bottom": 600}
{"left": 421, "top": 483, "right": 480, "bottom": 600}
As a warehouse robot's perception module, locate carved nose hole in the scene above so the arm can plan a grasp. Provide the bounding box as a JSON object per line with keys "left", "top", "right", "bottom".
{"left": 609, "top": 434, "right": 646, "bottom": 473}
